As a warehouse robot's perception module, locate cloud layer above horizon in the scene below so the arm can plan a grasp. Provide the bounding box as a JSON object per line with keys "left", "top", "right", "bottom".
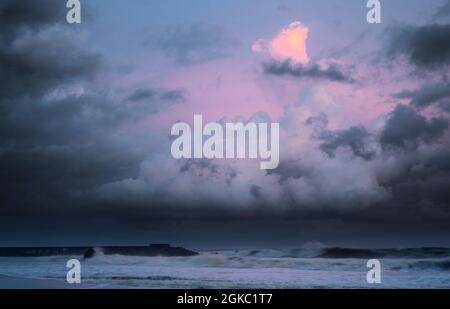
{"left": 1, "top": 0, "right": 450, "bottom": 245}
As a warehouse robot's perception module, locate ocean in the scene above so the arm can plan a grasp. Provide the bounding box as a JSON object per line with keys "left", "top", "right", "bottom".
{"left": 1, "top": 246, "right": 450, "bottom": 289}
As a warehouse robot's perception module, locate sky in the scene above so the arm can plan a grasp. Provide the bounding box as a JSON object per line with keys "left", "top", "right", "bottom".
{"left": 1, "top": 0, "right": 450, "bottom": 248}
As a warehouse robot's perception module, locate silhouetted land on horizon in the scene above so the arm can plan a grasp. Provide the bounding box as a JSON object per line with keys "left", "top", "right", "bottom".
{"left": 0, "top": 244, "right": 198, "bottom": 258}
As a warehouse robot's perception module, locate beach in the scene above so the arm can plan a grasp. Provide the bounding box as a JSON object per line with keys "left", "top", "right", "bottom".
{"left": 0, "top": 275, "right": 70, "bottom": 289}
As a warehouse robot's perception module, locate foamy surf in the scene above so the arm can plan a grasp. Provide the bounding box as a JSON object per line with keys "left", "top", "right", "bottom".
{"left": 1, "top": 246, "right": 450, "bottom": 288}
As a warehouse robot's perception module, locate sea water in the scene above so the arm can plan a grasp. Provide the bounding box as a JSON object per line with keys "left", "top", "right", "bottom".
{"left": 0, "top": 247, "right": 449, "bottom": 288}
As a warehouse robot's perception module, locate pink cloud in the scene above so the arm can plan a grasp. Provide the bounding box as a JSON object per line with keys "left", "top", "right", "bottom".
{"left": 270, "top": 22, "right": 309, "bottom": 64}
{"left": 253, "top": 21, "right": 310, "bottom": 65}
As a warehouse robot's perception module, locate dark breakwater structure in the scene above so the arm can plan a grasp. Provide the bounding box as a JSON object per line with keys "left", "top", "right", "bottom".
{"left": 0, "top": 244, "right": 198, "bottom": 259}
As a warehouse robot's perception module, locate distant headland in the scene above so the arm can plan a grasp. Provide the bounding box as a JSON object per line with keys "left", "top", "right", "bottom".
{"left": 0, "top": 244, "right": 198, "bottom": 259}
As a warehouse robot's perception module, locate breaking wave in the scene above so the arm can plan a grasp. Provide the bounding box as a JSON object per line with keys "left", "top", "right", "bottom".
{"left": 317, "top": 247, "right": 450, "bottom": 259}
{"left": 223, "top": 246, "right": 450, "bottom": 259}
{"left": 405, "top": 259, "right": 450, "bottom": 271}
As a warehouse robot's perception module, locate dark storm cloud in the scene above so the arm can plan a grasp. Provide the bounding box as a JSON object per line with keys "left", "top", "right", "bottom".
{"left": 0, "top": 1, "right": 106, "bottom": 145}
{"left": 263, "top": 60, "right": 354, "bottom": 83}
{"left": 125, "top": 89, "right": 156, "bottom": 102}
{"left": 124, "top": 88, "right": 184, "bottom": 114}
{"left": 375, "top": 8, "right": 450, "bottom": 220}
{"left": 385, "top": 24, "right": 450, "bottom": 69}
{"left": 144, "top": 23, "right": 240, "bottom": 65}
{"left": 0, "top": 93, "right": 166, "bottom": 149}
{"left": 0, "top": 31, "right": 103, "bottom": 99}
{"left": 179, "top": 159, "right": 237, "bottom": 185}
{"left": 305, "top": 113, "right": 329, "bottom": 139}
{"left": 305, "top": 113, "right": 375, "bottom": 161}
{"left": 378, "top": 146, "right": 450, "bottom": 211}
{"left": 380, "top": 105, "right": 449, "bottom": 149}
{"left": 0, "top": 1, "right": 102, "bottom": 99}
{"left": 266, "top": 160, "right": 312, "bottom": 183}
{"left": 394, "top": 82, "right": 450, "bottom": 109}
{"left": 126, "top": 88, "right": 184, "bottom": 103}
{"left": 0, "top": 143, "right": 142, "bottom": 213}
{"left": 319, "top": 126, "right": 376, "bottom": 161}
{"left": 0, "top": 1, "right": 181, "bottom": 220}
{"left": 0, "top": 0, "right": 64, "bottom": 37}
{"left": 160, "top": 89, "right": 184, "bottom": 102}
{"left": 435, "top": 0, "right": 450, "bottom": 19}
{"left": 439, "top": 99, "right": 450, "bottom": 112}
{"left": 1, "top": 95, "right": 114, "bottom": 145}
